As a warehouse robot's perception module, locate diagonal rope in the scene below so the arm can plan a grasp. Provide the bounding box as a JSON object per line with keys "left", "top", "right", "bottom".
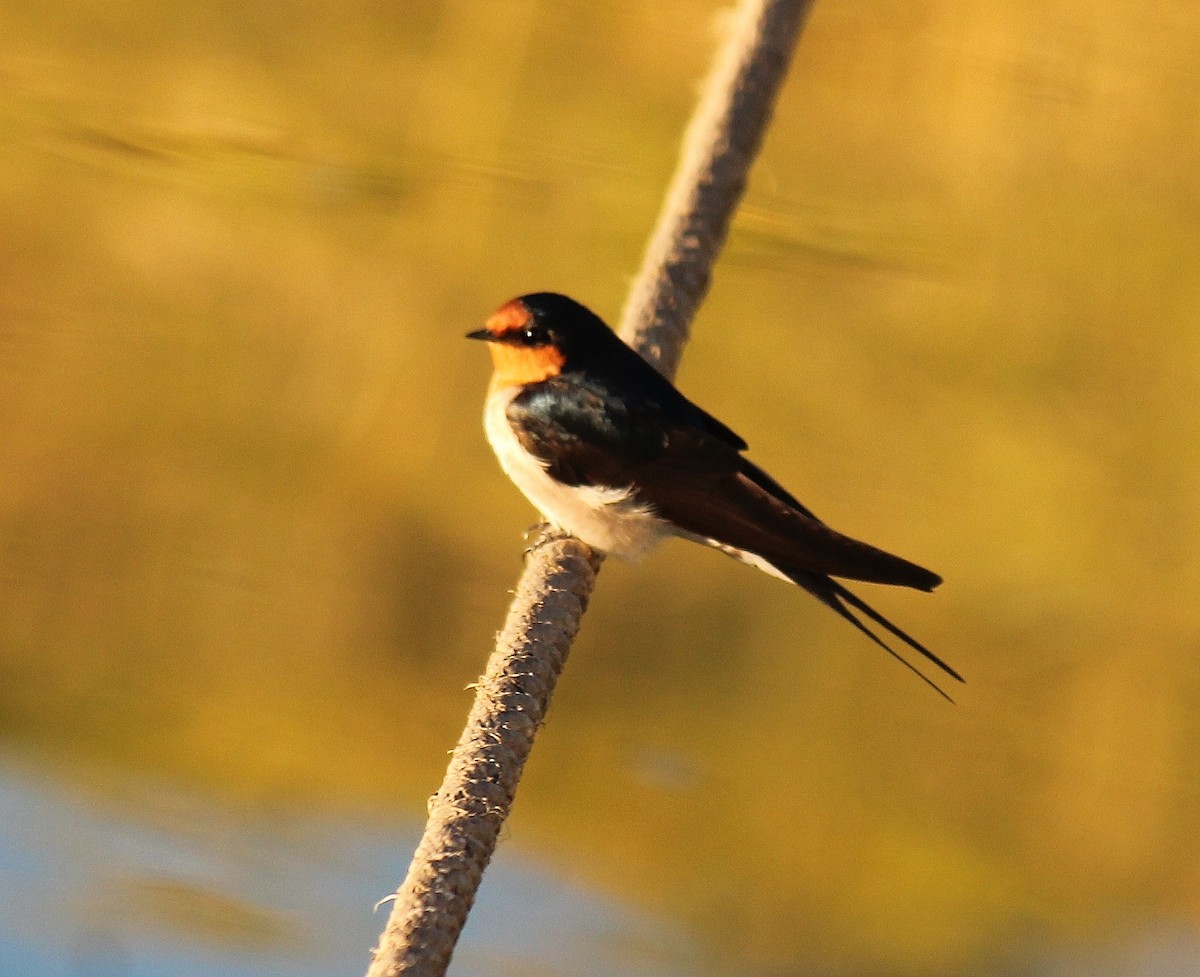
{"left": 365, "top": 3, "right": 814, "bottom": 974}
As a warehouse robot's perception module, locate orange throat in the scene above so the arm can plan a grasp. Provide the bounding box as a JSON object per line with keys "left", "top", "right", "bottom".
{"left": 487, "top": 342, "right": 565, "bottom": 388}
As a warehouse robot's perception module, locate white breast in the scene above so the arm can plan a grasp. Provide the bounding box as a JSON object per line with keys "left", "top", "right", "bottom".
{"left": 484, "top": 386, "right": 670, "bottom": 561}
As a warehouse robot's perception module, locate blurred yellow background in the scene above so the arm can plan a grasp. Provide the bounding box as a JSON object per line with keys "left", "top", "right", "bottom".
{"left": 2, "top": 1, "right": 1199, "bottom": 975}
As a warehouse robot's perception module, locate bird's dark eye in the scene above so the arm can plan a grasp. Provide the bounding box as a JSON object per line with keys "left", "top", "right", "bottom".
{"left": 519, "top": 324, "right": 549, "bottom": 346}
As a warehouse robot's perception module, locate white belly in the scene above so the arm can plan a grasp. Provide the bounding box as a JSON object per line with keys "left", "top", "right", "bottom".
{"left": 484, "top": 387, "right": 670, "bottom": 561}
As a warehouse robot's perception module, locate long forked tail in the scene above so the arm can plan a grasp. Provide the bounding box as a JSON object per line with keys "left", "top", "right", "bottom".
{"left": 791, "top": 571, "right": 964, "bottom": 701}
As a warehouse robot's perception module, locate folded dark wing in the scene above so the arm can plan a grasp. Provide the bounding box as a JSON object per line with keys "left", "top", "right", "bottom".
{"left": 507, "top": 375, "right": 940, "bottom": 591}
{"left": 613, "top": 424, "right": 939, "bottom": 590}
{"left": 507, "top": 372, "right": 739, "bottom": 485}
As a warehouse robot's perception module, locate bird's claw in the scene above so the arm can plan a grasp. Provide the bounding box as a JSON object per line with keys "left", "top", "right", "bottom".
{"left": 522, "top": 521, "right": 562, "bottom": 560}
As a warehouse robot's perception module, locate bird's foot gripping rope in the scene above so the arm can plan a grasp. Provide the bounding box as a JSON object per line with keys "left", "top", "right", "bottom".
{"left": 522, "top": 521, "right": 568, "bottom": 560}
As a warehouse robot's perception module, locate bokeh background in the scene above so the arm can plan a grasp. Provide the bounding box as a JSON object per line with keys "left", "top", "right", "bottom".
{"left": 3, "top": 1, "right": 1200, "bottom": 975}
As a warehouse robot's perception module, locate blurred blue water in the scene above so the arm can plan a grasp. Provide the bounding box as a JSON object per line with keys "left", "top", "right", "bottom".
{"left": 0, "top": 758, "right": 701, "bottom": 977}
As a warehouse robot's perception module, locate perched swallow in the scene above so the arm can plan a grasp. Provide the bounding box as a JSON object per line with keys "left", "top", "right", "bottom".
{"left": 467, "top": 292, "right": 961, "bottom": 697}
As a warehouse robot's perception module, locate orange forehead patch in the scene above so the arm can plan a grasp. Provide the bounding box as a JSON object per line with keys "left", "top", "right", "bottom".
{"left": 487, "top": 342, "right": 565, "bottom": 388}
{"left": 484, "top": 299, "right": 533, "bottom": 339}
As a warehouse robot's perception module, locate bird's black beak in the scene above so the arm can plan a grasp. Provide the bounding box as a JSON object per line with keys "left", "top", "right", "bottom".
{"left": 465, "top": 328, "right": 492, "bottom": 342}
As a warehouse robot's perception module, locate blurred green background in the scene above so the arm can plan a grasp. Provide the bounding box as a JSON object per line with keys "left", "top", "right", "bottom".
{"left": 2, "top": 1, "right": 1200, "bottom": 975}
